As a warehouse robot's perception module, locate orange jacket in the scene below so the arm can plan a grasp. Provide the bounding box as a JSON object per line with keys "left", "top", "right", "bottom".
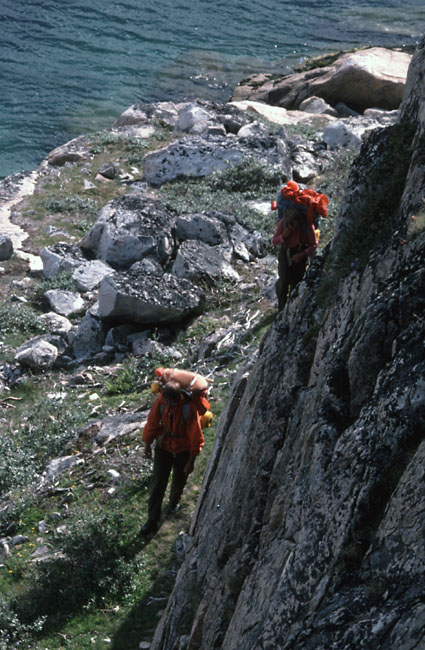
{"left": 143, "top": 394, "right": 204, "bottom": 455}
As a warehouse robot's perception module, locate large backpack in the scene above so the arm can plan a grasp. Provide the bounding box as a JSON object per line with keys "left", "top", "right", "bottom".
{"left": 273, "top": 181, "right": 329, "bottom": 236}
{"left": 151, "top": 367, "right": 212, "bottom": 421}
{"left": 158, "top": 399, "right": 213, "bottom": 430}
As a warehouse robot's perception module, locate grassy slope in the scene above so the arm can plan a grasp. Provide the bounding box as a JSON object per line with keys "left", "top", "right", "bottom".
{"left": 0, "top": 118, "right": 354, "bottom": 649}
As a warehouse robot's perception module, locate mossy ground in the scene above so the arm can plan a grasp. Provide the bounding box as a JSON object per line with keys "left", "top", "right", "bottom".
{"left": 0, "top": 257, "right": 275, "bottom": 650}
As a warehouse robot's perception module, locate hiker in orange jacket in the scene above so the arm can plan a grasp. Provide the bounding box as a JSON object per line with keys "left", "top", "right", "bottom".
{"left": 140, "top": 380, "right": 204, "bottom": 536}
{"left": 272, "top": 204, "right": 318, "bottom": 310}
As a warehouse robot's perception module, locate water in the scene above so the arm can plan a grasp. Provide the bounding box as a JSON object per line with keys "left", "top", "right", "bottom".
{"left": 1, "top": 0, "right": 423, "bottom": 180}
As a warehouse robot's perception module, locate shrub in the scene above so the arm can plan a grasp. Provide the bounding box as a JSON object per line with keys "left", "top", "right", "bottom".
{"left": 0, "top": 302, "right": 45, "bottom": 338}
{"left": 104, "top": 359, "right": 143, "bottom": 396}
{"left": 205, "top": 158, "right": 280, "bottom": 197}
{"left": 16, "top": 509, "right": 136, "bottom": 624}
{"left": 104, "top": 349, "right": 180, "bottom": 396}
{"left": 0, "top": 593, "right": 45, "bottom": 650}
{"left": 34, "top": 271, "right": 77, "bottom": 303}
{"left": 159, "top": 163, "right": 277, "bottom": 239}
{"left": 0, "top": 397, "right": 86, "bottom": 495}
{"left": 41, "top": 195, "right": 98, "bottom": 217}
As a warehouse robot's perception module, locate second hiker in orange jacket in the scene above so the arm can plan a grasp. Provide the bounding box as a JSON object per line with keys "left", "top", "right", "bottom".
{"left": 140, "top": 381, "right": 204, "bottom": 536}
{"left": 272, "top": 205, "right": 318, "bottom": 310}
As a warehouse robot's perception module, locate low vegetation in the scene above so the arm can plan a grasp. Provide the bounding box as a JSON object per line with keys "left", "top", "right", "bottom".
{"left": 0, "top": 260, "right": 274, "bottom": 650}
{"left": 0, "top": 105, "right": 357, "bottom": 648}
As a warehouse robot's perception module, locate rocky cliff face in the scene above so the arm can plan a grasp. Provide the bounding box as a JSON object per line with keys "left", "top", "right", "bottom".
{"left": 149, "top": 39, "right": 425, "bottom": 650}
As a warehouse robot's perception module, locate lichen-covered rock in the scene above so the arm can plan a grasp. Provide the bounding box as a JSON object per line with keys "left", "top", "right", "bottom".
{"left": 142, "top": 133, "right": 291, "bottom": 186}
{"left": 176, "top": 213, "right": 230, "bottom": 247}
{"left": 98, "top": 263, "right": 205, "bottom": 324}
{"left": 79, "top": 194, "right": 175, "bottom": 269}
{"left": 44, "top": 289, "right": 85, "bottom": 317}
{"left": 45, "top": 139, "right": 87, "bottom": 166}
{"left": 72, "top": 260, "right": 114, "bottom": 292}
{"left": 40, "top": 242, "right": 87, "bottom": 279}
{"left": 38, "top": 312, "right": 73, "bottom": 336}
{"left": 174, "top": 102, "right": 219, "bottom": 134}
{"left": 0, "top": 234, "right": 13, "bottom": 261}
{"left": 15, "top": 338, "right": 58, "bottom": 370}
{"left": 71, "top": 311, "right": 107, "bottom": 360}
{"left": 172, "top": 240, "right": 240, "bottom": 286}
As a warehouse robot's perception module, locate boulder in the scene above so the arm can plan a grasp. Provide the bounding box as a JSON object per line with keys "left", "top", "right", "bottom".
{"left": 232, "top": 48, "right": 411, "bottom": 113}
{"left": 237, "top": 121, "right": 270, "bottom": 138}
{"left": 0, "top": 235, "right": 13, "bottom": 261}
{"left": 322, "top": 109, "right": 399, "bottom": 150}
{"left": 172, "top": 240, "right": 240, "bottom": 286}
{"left": 142, "top": 133, "right": 291, "bottom": 186}
{"left": 291, "top": 148, "right": 320, "bottom": 182}
{"left": 97, "top": 162, "right": 122, "bottom": 180}
{"left": 129, "top": 256, "right": 164, "bottom": 277}
{"left": 15, "top": 338, "right": 58, "bottom": 370}
{"left": 229, "top": 223, "right": 268, "bottom": 259}
{"left": 98, "top": 263, "right": 205, "bottom": 324}
{"left": 72, "top": 260, "right": 114, "bottom": 292}
{"left": 176, "top": 213, "right": 229, "bottom": 246}
{"left": 127, "top": 331, "right": 152, "bottom": 356}
{"left": 44, "top": 289, "right": 85, "bottom": 317}
{"left": 79, "top": 194, "right": 175, "bottom": 269}
{"left": 113, "top": 101, "right": 184, "bottom": 129}
{"left": 92, "top": 412, "right": 147, "bottom": 448}
{"left": 46, "top": 138, "right": 87, "bottom": 167}
{"left": 40, "top": 243, "right": 86, "bottom": 279}
{"left": 298, "top": 95, "right": 338, "bottom": 117}
{"left": 114, "top": 100, "right": 251, "bottom": 135}
{"left": 230, "top": 100, "right": 336, "bottom": 127}
{"left": 112, "top": 105, "right": 150, "bottom": 127}
{"left": 38, "top": 312, "right": 73, "bottom": 336}
{"left": 322, "top": 120, "right": 364, "bottom": 149}
{"left": 104, "top": 324, "right": 137, "bottom": 352}
{"left": 71, "top": 312, "right": 107, "bottom": 360}
{"left": 42, "top": 454, "right": 84, "bottom": 483}
{"left": 174, "top": 102, "right": 218, "bottom": 134}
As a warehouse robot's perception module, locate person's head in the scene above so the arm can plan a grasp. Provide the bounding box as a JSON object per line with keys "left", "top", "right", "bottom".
{"left": 162, "top": 380, "right": 181, "bottom": 407}
{"left": 285, "top": 205, "right": 303, "bottom": 230}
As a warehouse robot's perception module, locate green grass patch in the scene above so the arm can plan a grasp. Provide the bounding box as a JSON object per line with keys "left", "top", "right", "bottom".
{"left": 0, "top": 351, "right": 231, "bottom": 649}
{"left": 159, "top": 158, "right": 280, "bottom": 237}
{"left": 0, "top": 301, "right": 45, "bottom": 341}
{"left": 34, "top": 271, "right": 77, "bottom": 304}
{"left": 0, "top": 395, "right": 87, "bottom": 496}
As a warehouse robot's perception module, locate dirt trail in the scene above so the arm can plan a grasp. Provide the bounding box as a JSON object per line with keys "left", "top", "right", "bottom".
{"left": 0, "top": 171, "right": 42, "bottom": 271}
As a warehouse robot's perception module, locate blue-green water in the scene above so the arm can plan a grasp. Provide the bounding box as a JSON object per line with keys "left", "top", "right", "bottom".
{"left": 1, "top": 0, "right": 423, "bottom": 179}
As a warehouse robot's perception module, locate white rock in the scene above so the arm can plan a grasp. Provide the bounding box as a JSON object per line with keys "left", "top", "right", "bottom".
{"left": 44, "top": 289, "right": 85, "bottom": 317}
{"left": 15, "top": 339, "right": 58, "bottom": 370}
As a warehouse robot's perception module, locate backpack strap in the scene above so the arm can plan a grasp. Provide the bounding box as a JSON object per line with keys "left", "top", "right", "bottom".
{"left": 158, "top": 401, "right": 191, "bottom": 444}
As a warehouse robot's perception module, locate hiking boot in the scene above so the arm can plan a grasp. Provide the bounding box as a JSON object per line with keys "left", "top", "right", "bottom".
{"left": 139, "top": 520, "right": 159, "bottom": 537}
{"left": 166, "top": 503, "right": 180, "bottom": 516}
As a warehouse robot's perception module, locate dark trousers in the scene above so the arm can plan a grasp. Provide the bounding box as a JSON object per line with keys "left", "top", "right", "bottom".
{"left": 147, "top": 445, "right": 190, "bottom": 525}
{"left": 275, "top": 246, "right": 307, "bottom": 310}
